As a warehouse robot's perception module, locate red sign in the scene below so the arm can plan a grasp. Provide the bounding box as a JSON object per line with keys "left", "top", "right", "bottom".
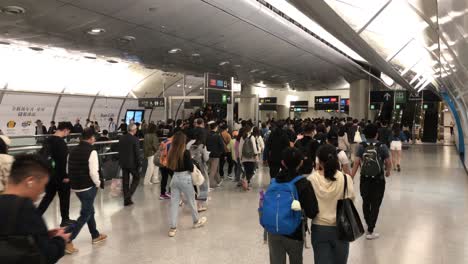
{"left": 209, "top": 79, "right": 217, "bottom": 86}
{"left": 330, "top": 97, "right": 337, "bottom": 102}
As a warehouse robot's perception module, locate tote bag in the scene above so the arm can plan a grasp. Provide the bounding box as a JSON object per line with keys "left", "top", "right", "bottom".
{"left": 336, "top": 174, "right": 364, "bottom": 242}
{"left": 191, "top": 161, "right": 205, "bottom": 186}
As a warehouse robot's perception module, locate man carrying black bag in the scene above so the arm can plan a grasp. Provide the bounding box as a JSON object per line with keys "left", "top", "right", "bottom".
{"left": 351, "top": 124, "right": 392, "bottom": 240}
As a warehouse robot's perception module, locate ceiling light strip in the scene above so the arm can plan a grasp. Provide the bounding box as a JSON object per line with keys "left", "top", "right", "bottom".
{"left": 256, "top": 0, "right": 359, "bottom": 61}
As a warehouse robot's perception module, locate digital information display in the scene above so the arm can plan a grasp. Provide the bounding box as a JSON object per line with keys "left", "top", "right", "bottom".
{"left": 314, "top": 96, "right": 339, "bottom": 110}
{"left": 290, "top": 101, "right": 308, "bottom": 112}
{"left": 138, "top": 98, "right": 165, "bottom": 109}
{"left": 205, "top": 73, "right": 231, "bottom": 90}
{"left": 206, "top": 89, "right": 232, "bottom": 104}
{"left": 340, "top": 98, "right": 350, "bottom": 113}
{"left": 190, "top": 99, "right": 204, "bottom": 108}
{"left": 259, "top": 97, "right": 277, "bottom": 111}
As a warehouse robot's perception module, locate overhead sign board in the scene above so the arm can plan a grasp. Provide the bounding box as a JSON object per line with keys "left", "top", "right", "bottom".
{"left": 205, "top": 73, "right": 231, "bottom": 90}
{"left": 370, "top": 91, "right": 394, "bottom": 103}
{"left": 138, "top": 98, "right": 165, "bottom": 109}
{"left": 290, "top": 101, "right": 308, "bottom": 112}
{"left": 259, "top": 104, "right": 277, "bottom": 111}
{"left": 259, "top": 97, "right": 277, "bottom": 104}
{"left": 394, "top": 91, "right": 407, "bottom": 104}
{"left": 409, "top": 93, "right": 422, "bottom": 101}
{"left": 314, "top": 96, "right": 340, "bottom": 110}
{"left": 206, "top": 89, "right": 232, "bottom": 104}
{"left": 369, "top": 103, "right": 381, "bottom": 110}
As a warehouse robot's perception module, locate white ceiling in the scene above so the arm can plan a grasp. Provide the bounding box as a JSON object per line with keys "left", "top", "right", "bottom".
{"left": 0, "top": 0, "right": 366, "bottom": 95}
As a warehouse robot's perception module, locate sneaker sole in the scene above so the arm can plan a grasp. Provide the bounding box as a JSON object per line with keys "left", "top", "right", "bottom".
{"left": 193, "top": 218, "right": 207, "bottom": 228}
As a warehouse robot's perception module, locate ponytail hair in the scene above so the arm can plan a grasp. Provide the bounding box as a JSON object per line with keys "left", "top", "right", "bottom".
{"left": 317, "top": 144, "right": 339, "bottom": 181}
{"left": 281, "top": 147, "right": 304, "bottom": 178}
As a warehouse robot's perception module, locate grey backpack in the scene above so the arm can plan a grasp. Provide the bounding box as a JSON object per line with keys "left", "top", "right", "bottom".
{"left": 242, "top": 136, "right": 256, "bottom": 159}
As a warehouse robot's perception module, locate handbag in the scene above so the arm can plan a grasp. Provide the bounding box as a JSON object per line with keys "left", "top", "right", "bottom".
{"left": 336, "top": 174, "right": 364, "bottom": 242}
{"left": 0, "top": 198, "right": 45, "bottom": 264}
{"left": 191, "top": 161, "right": 205, "bottom": 186}
{"left": 354, "top": 130, "right": 362, "bottom": 143}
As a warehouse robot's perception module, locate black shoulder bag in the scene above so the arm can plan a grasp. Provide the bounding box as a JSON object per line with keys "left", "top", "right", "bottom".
{"left": 0, "top": 198, "right": 45, "bottom": 264}
{"left": 336, "top": 174, "right": 365, "bottom": 242}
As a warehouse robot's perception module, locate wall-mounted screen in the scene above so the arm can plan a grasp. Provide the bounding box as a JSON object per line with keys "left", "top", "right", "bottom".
{"left": 314, "top": 96, "right": 339, "bottom": 110}
{"left": 259, "top": 97, "right": 277, "bottom": 104}
{"left": 125, "top": 109, "right": 145, "bottom": 124}
{"left": 340, "top": 98, "right": 349, "bottom": 113}
{"left": 259, "top": 104, "right": 277, "bottom": 111}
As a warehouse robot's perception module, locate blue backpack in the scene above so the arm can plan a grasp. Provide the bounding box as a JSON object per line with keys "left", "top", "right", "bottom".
{"left": 259, "top": 176, "right": 303, "bottom": 235}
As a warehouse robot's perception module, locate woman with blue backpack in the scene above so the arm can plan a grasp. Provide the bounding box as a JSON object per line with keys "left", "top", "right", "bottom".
{"left": 308, "top": 144, "right": 355, "bottom": 264}
{"left": 260, "top": 147, "right": 318, "bottom": 264}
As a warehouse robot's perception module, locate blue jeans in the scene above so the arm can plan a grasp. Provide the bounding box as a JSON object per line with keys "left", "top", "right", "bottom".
{"left": 170, "top": 171, "right": 199, "bottom": 228}
{"left": 311, "top": 225, "right": 349, "bottom": 264}
{"left": 71, "top": 187, "right": 100, "bottom": 240}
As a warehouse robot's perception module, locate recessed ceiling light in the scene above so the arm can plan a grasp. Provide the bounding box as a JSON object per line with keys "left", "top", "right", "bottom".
{"left": 168, "top": 48, "right": 182, "bottom": 54}
{"left": 250, "top": 69, "right": 259, "bottom": 73}
{"left": 1, "top": 6, "right": 26, "bottom": 15}
{"left": 200, "top": 87, "right": 203, "bottom": 90}
{"left": 177, "top": 84, "right": 181, "bottom": 87}
{"left": 29, "top": 47, "right": 44, "bottom": 51}
{"left": 107, "top": 59, "right": 118, "bottom": 64}
{"left": 191, "top": 53, "right": 200, "bottom": 57}
{"left": 219, "top": 61, "right": 230, "bottom": 66}
{"left": 234, "top": 64, "right": 241, "bottom": 68}
{"left": 189, "top": 86, "right": 192, "bottom": 88}
{"left": 119, "top": 36, "right": 136, "bottom": 43}
{"left": 87, "top": 28, "right": 106, "bottom": 35}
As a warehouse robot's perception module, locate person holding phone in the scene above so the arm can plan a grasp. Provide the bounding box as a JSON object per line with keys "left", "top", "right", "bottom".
{"left": 0, "top": 154, "right": 70, "bottom": 264}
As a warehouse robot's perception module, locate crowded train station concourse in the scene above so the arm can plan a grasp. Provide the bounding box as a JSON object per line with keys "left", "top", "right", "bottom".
{"left": 0, "top": 0, "right": 467, "bottom": 264}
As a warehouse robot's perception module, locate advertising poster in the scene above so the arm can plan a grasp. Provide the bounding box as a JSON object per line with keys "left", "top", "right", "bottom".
{"left": 90, "top": 98, "right": 124, "bottom": 130}
{"left": 55, "top": 96, "right": 93, "bottom": 124}
{"left": 0, "top": 94, "right": 57, "bottom": 136}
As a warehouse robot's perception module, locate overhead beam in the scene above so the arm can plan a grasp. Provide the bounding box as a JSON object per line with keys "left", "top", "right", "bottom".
{"left": 288, "top": 0, "right": 414, "bottom": 91}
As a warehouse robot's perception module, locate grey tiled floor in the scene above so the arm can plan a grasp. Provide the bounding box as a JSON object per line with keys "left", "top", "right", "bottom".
{"left": 44, "top": 145, "right": 468, "bottom": 264}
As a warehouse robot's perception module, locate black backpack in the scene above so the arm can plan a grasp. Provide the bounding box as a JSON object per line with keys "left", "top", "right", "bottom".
{"left": 360, "top": 142, "right": 384, "bottom": 179}
{"left": 0, "top": 198, "right": 45, "bottom": 264}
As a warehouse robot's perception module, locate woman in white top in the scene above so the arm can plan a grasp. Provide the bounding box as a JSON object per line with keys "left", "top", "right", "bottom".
{"left": 337, "top": 125, "right": 350, "bottom": 154}
{"left": 239, "top": 126, "right": 260, "bottom": 189}
{"left": 308, "top": 144, "right": 355, "bottom": 264}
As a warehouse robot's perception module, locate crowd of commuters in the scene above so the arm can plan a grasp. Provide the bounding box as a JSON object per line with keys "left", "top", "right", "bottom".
{"left": 0, "top": 111, "right": 411, "bottom": 263}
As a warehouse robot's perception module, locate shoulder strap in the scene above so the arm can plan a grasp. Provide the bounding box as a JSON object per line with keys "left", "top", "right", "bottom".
{"left": 290, "top": 175, "right": 304, "bottom": 185}
{"left": 342, "top": 173, "right": 348, "bottom": 199}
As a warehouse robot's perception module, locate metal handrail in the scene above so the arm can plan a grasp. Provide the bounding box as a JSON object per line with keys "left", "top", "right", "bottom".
{"left": 8, "top": 132, "right": 123, "bottom": 139}
{"left": 8, "top": 137, "right": 165, "bottom": 152}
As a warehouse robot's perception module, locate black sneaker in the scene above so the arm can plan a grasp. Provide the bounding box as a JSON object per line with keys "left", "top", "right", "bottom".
{"left": 60, "top": 219, "right": 77, "bottom": 227}
{"left": 397, "top": 165, "right": 401, "bottom": 172}
{"left": 124, "top": 200, "right": 134, "bottom": 206}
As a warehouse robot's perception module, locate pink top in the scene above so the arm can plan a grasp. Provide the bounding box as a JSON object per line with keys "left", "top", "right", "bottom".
{"left": 234, "top": 140, "right": 240, "bottom": 160}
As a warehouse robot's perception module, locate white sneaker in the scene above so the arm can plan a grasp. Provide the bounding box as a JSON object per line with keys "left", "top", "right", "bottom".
{"left": 193, "top": 216, "right": 207, "bottom": 228}
{"left": 366, "top": 232, "right": 380, "bottom": 240}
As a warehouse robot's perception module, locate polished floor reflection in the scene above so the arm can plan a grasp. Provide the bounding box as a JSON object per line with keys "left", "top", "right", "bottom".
{"left": 44, "top": 145, "right": 468, "bottom": 264}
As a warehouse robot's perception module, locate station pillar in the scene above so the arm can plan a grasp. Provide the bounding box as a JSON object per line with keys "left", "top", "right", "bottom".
{"left": 349, "top": 79, "right": 372, "bottom": 121}
{"left": 238, "top": 85, "right": 258, "bottom": 125}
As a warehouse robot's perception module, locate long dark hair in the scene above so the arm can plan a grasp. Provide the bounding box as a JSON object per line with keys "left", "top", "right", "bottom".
{"left": 317, "top": 144, "right": 339, "bottom": 181}
{"left": 281, "top": 147, "right": 304, "bottom": 179}
{"left": 167, "top": 132, "right": 187, "bottom": 171}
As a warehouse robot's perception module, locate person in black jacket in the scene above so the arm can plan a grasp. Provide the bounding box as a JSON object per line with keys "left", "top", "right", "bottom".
{"left": 294, "top": 122, "right": 316, "bottom": 175}
{"left": 118, "top": 124, "right": 141, "bottom": 206}
{"left": 266, "top": 121, "right": 290, "bottom": 179}
{"left": 0, "top": 154, "right": 70, "bottom": 264}
{"left": 267, "top": 147, "right": 319, "bottom": 264}
{"left": 38, "top": 121, "right": 76, "bottom": 227}
{"left": 66, "top": 128, "right": 107, "bottom": 254}
{"left": 205, "top": 121, "right": 225, "bottom": 188}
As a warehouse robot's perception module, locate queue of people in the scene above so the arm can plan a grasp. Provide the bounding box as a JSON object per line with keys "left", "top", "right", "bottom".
{"left": 0, "top": 114, "right": 407, "bottom": 264}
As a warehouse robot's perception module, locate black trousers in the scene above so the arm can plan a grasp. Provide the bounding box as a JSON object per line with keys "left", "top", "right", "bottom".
{"left": 37, "top": 178, "right": 71, "bottom": 221}
{"left": 269, "top": 161, "right": 282, "bottom": 179}
{"left": 219, "top": 152, "right": 234, "bottom": 177}
{"left": 122, "top": 168, "right": 140, "bottom": 202}
{"left": 159, "top": 167, "right": 172, "bottom": 195}
{"left": 360, "top": 177, "right": 386, "bottom": 233}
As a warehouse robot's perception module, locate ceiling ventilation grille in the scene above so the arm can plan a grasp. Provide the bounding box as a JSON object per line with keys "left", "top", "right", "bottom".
{"left": 1, "top": 6, "right": 26, "bottom": 15}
